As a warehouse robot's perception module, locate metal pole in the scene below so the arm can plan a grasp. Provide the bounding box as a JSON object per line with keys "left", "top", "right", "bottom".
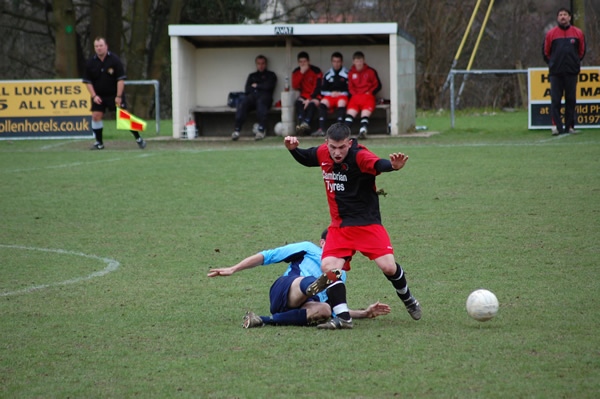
{"left": 455, "top": 0, "right": 483, "bottom": 60}
{"left": 442, "top": 0, "right": 483, "bottom": 92}
{"left": 457, "top": 0, "right": 496, "bottom": 106}
{"left": 450, "top": 71, "right": 455, "bottom": 129}
{"left": 449, "top": 69, "right": 528, "bottom": 128}
{"left": 465, "top": 0, "right": 495, "bottom": 71}
{"left": 125, "top": 80, "right": 160, "bottom": 135}
{"left": 452, "top": 69, "right": 528, "bottom": 74}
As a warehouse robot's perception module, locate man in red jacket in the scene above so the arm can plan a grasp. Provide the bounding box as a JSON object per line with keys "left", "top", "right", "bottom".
{"left": 344, "top": 51, "right": 381, "bottom": 139}
{"left": 292, "top": 51, "right": 322, "bottom": 135}
{"left": 543, "top": 7, "right": 586, "bottom": 136}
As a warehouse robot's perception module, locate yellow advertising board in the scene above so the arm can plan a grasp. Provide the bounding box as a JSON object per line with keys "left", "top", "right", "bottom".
{"left": 0, "top": 79, "right": 92, "bottom": 139}
{"left": 528, "top": 67, "right": 600, "bottom": 129}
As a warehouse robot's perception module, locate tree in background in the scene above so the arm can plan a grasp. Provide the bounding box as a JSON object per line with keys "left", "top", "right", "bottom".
{"left": 0, "top": 0, "right": 258, "bottom": 119}
{"left": 89, "top": 0, "right": 123, "bottom": 56}
{"left": 181, "top": 0, "right": 259, "bottom": 23}
{"left": 0, "top": 0, "right": 598, "bottom": 114}
{"left": 53, "top": 0, "right": 79, "bottom": 78}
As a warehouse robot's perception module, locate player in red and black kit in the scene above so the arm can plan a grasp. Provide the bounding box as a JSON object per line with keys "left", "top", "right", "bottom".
{"left": 284, "top": 122, "right": 421, "bottom": 329}
{"left": 345, "top": 51, "right": 381, "bottom": 139}
{"left": 83, "top": 37, "right": 146, "bottom": 150}
{"left": 542, "top": 7, "right": 586, "bottom": 135}
{"left": 292, "top": 51, "right": 322, "bottom": 135}
{"left": 312, "top": 52, "right": 350, "bottom": 137}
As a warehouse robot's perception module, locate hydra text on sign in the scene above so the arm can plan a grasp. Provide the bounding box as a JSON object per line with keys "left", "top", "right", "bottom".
{"left": 527, "top": 67, "right": 600, "bottom": 129}
{"left": 529, "top": 67, "right": 600, "bottom": 101}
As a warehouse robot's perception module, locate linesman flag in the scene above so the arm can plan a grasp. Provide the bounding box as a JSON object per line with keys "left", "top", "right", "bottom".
{"left": 116, "top": 107, "right": 147, "bottom": 131}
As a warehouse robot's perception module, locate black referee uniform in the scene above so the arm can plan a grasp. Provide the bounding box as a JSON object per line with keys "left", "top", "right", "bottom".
{"left": 83, "top": 48, "right": 146, "bottom": 149}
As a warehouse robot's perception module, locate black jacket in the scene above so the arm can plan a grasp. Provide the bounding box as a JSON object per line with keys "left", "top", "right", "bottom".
{"left": 244, "top": 70, "right": 277, "bottom": 101}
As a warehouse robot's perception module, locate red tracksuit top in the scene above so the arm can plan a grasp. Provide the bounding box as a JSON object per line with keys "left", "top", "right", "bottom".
{"left": 543, "top": 24, "right": 586, "bottom": 76}
{"left": 348, "top": 63, "right": 381, "bottom": 96}
{"left": 292, "top": 65, "right": 322, "bottom": 100}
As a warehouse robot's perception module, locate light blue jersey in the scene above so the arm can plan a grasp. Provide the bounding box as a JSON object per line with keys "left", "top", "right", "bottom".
{"left": 260, "top": 241, "right": 347, "bottom": 303}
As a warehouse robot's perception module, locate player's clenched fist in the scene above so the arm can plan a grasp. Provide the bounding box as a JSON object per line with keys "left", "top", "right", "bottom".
{"left": 284, "top": 136, "right": 299, "bottom": 150}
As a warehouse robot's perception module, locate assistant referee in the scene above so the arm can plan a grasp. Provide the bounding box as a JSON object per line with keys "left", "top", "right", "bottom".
{"left": 83, "top": 37, "right": 146, "bottom": 150}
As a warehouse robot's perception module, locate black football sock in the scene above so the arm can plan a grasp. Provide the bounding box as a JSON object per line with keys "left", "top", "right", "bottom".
{"left": 326, "top": 281, "right": 351, "bottom": 321}
{"left": 318, "top": 104, "right": 328, "bottom": 130}
{"left": 344, "top": 115, "right": 354, "bottom": 128}
{"left": 336, "top": 107, "right": 347, "bottom": 122}
{"left": 130, "top": 130, "right": 141, "bottom": 140}
{"left": 93, "top": 128, "right": 103, "bottom": 144}
{"left": 385, "top": 263, "right": 413, "bottom": 304}
{"left": 360, "top": 117, "right": 370, "bottom": 130}
{"left": 304, "top": 102, "right": 316, "bottom": 123}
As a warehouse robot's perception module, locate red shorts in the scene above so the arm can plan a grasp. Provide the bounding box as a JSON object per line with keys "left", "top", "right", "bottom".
{"left": 322, "top": 224, "right": 394, "bottom": 270}
{"left": 322, "top": 95, "right": 349, "bottom": 110}
{"left": 347, "top": 93, "right": 376, "bottom": 114}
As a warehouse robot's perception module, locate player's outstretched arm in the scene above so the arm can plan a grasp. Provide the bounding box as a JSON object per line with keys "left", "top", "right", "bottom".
{"left": 285, "top": 137, "right": 320, "bottom": 167}
{"left": 349, "top": 301, "right": 391, "bottom": 319}
{"left": 207, "top": 253, "right": 264, "bottom": 277}
{"left": 389, "top": 152, "right": 408, "bottom": 171}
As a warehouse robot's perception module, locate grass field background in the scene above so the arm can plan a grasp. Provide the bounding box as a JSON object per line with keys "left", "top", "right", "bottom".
{"left": 1, "top": 110, "right": 599, "bottom": 398}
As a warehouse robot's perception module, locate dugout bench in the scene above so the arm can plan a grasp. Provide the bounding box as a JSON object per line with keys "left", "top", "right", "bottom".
{"left": 191, "top": 103, "right": 391, "bottom": 137}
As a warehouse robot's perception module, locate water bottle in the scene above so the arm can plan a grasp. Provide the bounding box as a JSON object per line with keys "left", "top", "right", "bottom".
{"left": 284, "top": 77, "right": 290, "bottom": 92}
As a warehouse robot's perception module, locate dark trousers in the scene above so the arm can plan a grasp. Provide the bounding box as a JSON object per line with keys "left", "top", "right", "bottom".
{"left": 550, "top": 73, "right": 578, "bottom": 133}
{"left": 295, "top": 98, "right": 317, "bottom": 124}
{"left": 235, "top": 93, "right": 271, "bottom": 130}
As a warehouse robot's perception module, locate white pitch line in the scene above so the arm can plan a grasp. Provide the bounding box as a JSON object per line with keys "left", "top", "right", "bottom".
{"left": 0, "top": 244, "right": 120, "bottom": 297}
{"left": 536, "top": 134, "right": 572, "bottom": 143}
{"left": 175, "top": 136, "right": 597, "bottom": 151}
{"left": 40, "top": 141, "right": 78, "bottom": 150}
{"left": 379, "top": 137, "right": 598, "bottom": 149}
{"left": 0, "top": 152, "right": 154, "bottom": 174}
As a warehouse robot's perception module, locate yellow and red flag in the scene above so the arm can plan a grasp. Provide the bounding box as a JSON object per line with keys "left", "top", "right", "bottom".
{"left": 116, "top": 107, "right": 147, "bottom": 131}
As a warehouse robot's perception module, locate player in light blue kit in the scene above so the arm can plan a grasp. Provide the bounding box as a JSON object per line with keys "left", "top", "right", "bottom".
{"left": 208, "top": 229, "right": 391, "bottom": 328}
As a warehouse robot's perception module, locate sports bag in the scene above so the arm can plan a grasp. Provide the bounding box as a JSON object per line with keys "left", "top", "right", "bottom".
{"left": 227, "top": 92, "right": 246, "bottom": 108}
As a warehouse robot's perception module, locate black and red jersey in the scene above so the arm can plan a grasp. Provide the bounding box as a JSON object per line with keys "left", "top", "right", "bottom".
{"left": 289, "top": 140, "right": 386, "bottom": 227}
{"left": 543, "top": 24, "right": 586, "bottom": 76}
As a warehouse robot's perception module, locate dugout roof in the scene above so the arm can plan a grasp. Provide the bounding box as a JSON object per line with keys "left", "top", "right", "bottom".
{"left": 168, "top": 23, "right": 406, "bottom": 48}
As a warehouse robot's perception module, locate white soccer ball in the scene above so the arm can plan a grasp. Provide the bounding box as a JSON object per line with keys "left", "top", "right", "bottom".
{"left": 274, "top": 122, "right": 285, "bottom": 136}
{"left": 466, "top": 289, "right": 499, "bottom": 322}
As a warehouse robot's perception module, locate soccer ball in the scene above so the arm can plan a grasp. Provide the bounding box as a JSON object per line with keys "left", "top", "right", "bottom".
{"left": 274, "top": 122, "right": 285, "bottom": 136}
{"left": 466, "top": 289, "right": 499, "bottom": 322}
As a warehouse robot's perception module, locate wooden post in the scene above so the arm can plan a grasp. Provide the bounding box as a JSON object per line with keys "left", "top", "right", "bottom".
{"left": 515, "top": 60, "right": 527, "bottom": 109}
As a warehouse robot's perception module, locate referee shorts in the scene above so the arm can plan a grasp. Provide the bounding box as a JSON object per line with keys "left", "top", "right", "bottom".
{"left": 91, "top": 94, "right": 128, "bottom": 113}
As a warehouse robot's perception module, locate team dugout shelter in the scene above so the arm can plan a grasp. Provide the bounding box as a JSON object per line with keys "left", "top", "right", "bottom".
{"left": 168, "top": 23, "right": 416, "bottom": 138}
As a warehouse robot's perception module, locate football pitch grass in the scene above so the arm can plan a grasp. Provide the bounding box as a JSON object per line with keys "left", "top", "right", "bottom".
{"left": 1, "top": 110, "right": 599, "bottom": 398}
